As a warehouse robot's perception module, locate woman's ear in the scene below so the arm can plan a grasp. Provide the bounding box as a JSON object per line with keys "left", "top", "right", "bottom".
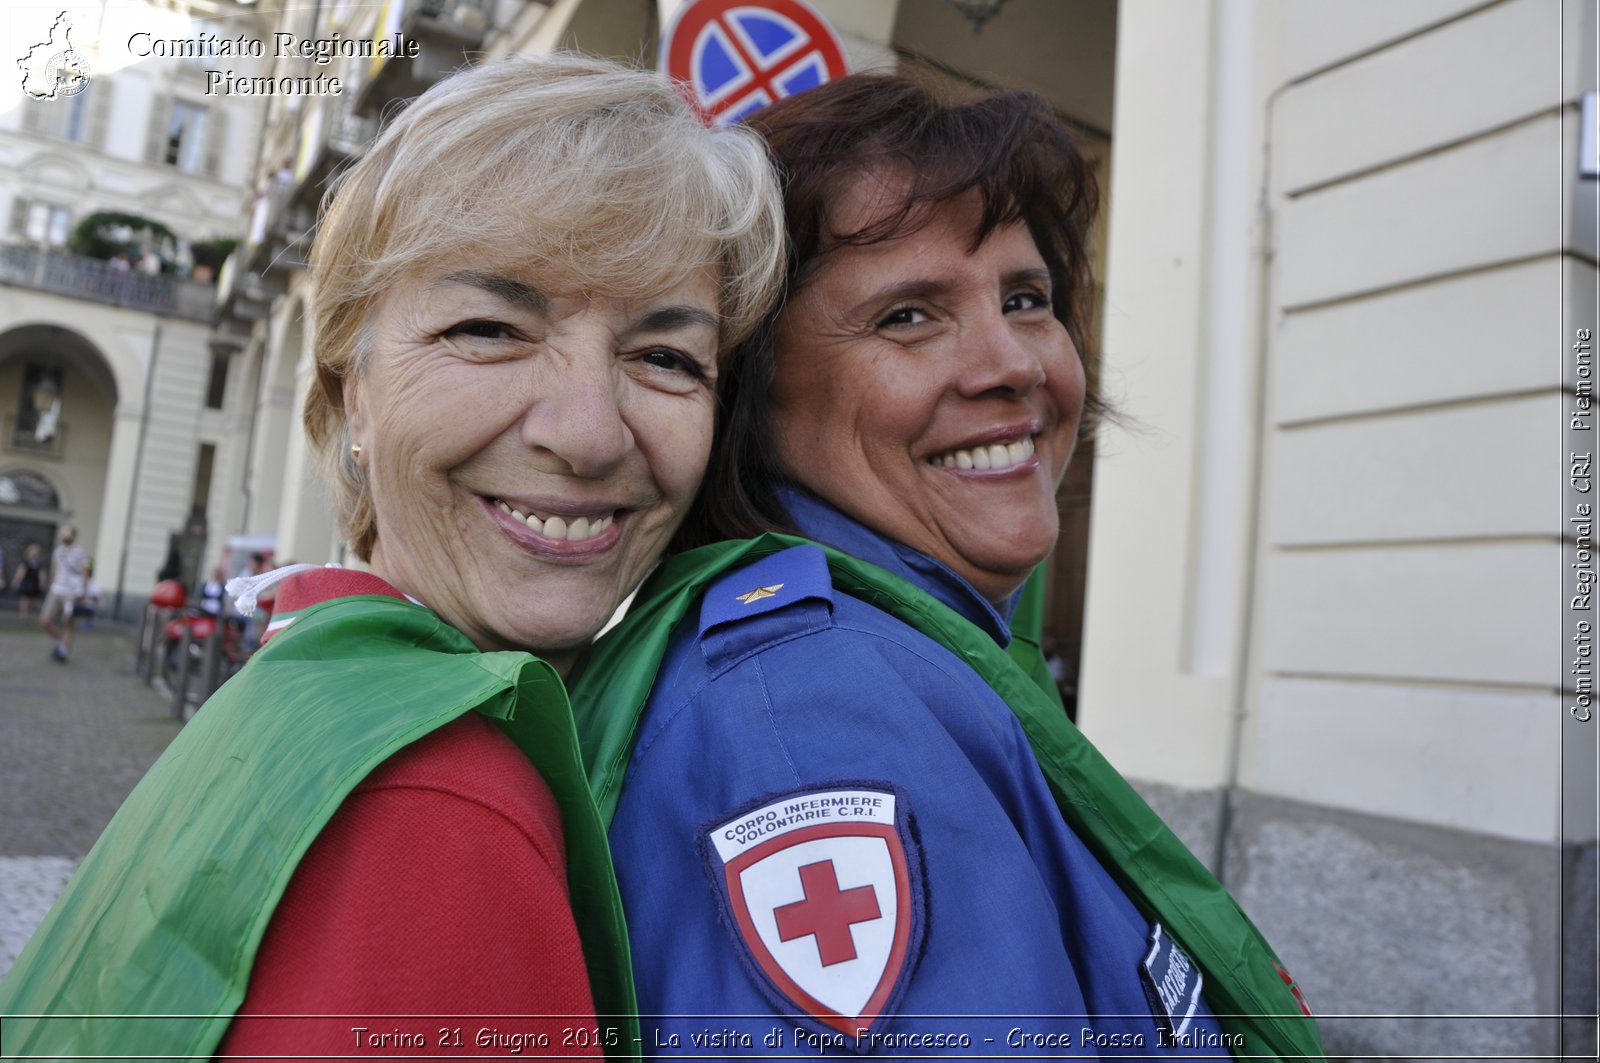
{"left": 343, "top": 376, "right": 367, "bottom": 467}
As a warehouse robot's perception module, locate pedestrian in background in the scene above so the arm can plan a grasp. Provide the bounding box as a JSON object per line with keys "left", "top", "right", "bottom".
{"left": 10, "top": 542, "right": 44, "bottom": 618}
{"left": 198, "top": 566, "right": 227, "bottom": 618}
{"left": 240, "top": 552, "right": 268, "bottom": 648}
{"left": 156, "top": 546, "right": 182, "bottom": 587}
{"left": 40, "top": 525, "right": 87, "bottom": 662}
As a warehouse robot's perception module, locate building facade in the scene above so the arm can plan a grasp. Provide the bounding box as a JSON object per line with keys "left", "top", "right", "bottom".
{"left": 1081, "top": 2, "right": 1594, "bottom": 1057}
{"left": 0, "top": 0, "right": 272, "bottom": 605}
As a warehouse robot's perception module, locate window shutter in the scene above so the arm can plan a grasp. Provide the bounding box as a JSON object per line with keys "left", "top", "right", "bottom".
{"left": 145, "top": 95, "right": 168, "bottom": 164}
{"left": 9, "top": 196, "right": 30, "bottom": 237}
{"left": 22, "top": 99, "right": 43, "bottom": 134}
{"left": 202, "top": 107, "right": 228, "bottom": 180}
{"left": 85, "top": 77, "right": 111, "bottom": 151}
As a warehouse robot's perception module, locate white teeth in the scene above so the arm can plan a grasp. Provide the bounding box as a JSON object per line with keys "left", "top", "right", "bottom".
{"left": 929, "top": 436, "right": 1036, "bottom": 472}
{"left": 492, "top": 499, "right": 615, "bottom": 540}
{"left": 509, "top": 507, "right": 545, "bottom": 533}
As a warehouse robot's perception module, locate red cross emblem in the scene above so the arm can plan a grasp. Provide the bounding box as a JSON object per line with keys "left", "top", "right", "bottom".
{"left": 775, "top": 860, "right": 882, "bottom": 965}
{"left": 707, "top": 788, "right": 916, "bottom": 1035}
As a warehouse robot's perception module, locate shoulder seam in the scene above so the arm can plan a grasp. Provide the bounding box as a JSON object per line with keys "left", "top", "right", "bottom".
{"left": 630, "top": 611, "right": 1006, "bottom": 771}
{"left": 346, "top": 783, "right": 565, "bottom": 877}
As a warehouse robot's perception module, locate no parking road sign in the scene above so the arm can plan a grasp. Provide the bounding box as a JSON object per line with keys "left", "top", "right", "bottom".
{"left": 661, "top": 0, "right": 850, "bottom": 125}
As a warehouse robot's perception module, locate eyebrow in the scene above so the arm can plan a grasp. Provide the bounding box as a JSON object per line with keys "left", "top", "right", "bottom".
{"left": 847, "top": 267, "right": 1056, "bottom": 319}
{"left": 846, "top": 278, "right": 954, "bottom": 320}
{"left": 1005, "top": 267, "right": 1056, "bottom": 290}
{"left": 632, "top": 304, "right": 719, "bottom": 334}
{"left": 433, "top": 271, "right": 550, "bottom": 312}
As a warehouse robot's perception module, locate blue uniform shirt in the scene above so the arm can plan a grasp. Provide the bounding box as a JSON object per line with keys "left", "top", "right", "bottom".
{"left": 610, "top": 490, "right": 1229, "bottom": 1057}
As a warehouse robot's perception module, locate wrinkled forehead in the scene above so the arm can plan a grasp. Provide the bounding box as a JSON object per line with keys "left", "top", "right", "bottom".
{"left": 409, "top": 234, "right": 724, "bottom": 316}
{"left": 801, "top": 171, "right": 1008, "bottom": 291}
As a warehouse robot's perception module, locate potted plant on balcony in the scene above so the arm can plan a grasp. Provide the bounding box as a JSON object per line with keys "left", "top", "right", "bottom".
{"left": 68, "top": 211, "right": 179, "bottom": 272}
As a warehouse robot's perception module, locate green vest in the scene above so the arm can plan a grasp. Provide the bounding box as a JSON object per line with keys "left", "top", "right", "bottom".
{"left": 0, "top": 595, "right": 638, "bottom": 1061}
{"left": 571, "top": 535, "right": 1325, "bottom": 1062}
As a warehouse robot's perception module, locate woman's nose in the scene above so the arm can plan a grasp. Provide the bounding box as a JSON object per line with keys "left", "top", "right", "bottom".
{"left": 955, "top": 312, "right": 1048, "bottom": 399}
{"left": 519, "top": 354, "right": 634, "bottom": 478}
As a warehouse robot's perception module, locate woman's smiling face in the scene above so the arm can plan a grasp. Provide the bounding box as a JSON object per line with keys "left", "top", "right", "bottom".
{"left": 346, "top": 265, "right": 721, "bottom": 672}
{"left": 770, "top": 183, "right": 1085, "bottom": 603}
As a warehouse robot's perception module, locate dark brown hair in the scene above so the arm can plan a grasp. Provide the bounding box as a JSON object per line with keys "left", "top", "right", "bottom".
{"left": 677, "top": 73, "right": 1101, "bottom": 549}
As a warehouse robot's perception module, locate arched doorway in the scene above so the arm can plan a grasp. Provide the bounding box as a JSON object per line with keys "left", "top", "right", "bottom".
{"left": 0, "top": 324, "right": 117, "bottom": 574}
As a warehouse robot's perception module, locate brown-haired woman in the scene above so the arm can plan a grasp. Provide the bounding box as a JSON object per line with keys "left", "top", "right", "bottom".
{"left": 576, "top": 73, "right": 1322, "bottom": 1059}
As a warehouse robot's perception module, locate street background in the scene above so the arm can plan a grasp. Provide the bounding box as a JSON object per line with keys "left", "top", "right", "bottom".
{"left": 0, "top": 607, "right": 179, "bottom": 976}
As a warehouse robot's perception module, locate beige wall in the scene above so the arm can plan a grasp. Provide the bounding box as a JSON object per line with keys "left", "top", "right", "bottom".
{"left": 1077, "top": 0, "right": 1243, "bottom": 788}
{"left": 1243, "top": 0, "right": 1586, "bottom": 846}
{"left": 1083, "top": 0, "right": 1589, "bottom": 845}
{"left": 268, "top": 284, "right": 341, "bottom": 565}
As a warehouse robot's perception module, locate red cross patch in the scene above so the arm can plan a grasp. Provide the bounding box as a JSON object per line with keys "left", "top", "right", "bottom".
{"left": 704, "top": 787, "right": 917, "bottom": 1036}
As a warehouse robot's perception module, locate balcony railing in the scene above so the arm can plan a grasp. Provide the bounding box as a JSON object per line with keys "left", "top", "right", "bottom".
{"left": 244, "top": 185, "right": 311, "bottom": 278}
{"left": 0, "top": 244, "right": 216, "bottom": 323}
{"left": 215, "top": 252, "right": 274, "bottom": 322}
{"left": 356, "top": 0, "right": 496, "bottom": 118}
{"left": 290, "top": 95, "right": 379, "bottom": 212}
{"left": 418, "top": 0, "right": 495, "bottom": 31}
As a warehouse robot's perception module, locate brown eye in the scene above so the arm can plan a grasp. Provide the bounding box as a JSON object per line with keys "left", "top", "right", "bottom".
{"left": 443, "top": 320, "right": 513, "bottom": 340}
{"left": 641, "top": 347, "right": 708, "bottom": 382}
{"left": 1003, "top": 291, "right": 1050, "bottom": 314}
{"left": 879, "top": 305, "right": 929, "bottom": 328}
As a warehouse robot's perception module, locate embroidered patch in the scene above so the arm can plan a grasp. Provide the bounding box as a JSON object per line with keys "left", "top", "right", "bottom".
{"left": 701, "top": 785, "right": 919, "bottom": 1039}
{"left": 1139, "top": 923, "right": 1203, "bottom": 1039}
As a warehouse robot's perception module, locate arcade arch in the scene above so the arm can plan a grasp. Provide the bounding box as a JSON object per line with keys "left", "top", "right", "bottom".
{"left": 0, "top": 325, "right": 117, "bottom": 578}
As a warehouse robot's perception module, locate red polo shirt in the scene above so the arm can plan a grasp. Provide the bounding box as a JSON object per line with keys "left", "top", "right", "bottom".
{"left": 216, "top": 569, "right": 600, "bottom": 1060}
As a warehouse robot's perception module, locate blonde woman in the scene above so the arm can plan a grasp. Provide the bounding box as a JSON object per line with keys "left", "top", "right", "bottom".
{"left": 0, "top": 53, "right": 784, "bottom": 1059}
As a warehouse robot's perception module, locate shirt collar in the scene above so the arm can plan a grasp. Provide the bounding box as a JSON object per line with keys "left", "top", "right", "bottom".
{"left": 775, "top": 485, "right": 1017, "bottom": 647}
{"left": 260, "top": 568, "right": 415, "bottom": 644}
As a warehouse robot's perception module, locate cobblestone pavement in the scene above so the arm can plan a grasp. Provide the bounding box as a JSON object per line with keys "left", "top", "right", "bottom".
{"left": 0, "top": 609, "right": 182, "bottom": 977}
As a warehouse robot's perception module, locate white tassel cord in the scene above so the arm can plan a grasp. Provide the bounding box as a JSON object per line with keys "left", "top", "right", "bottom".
{"left": 225, "top": 562, "right": 341, "bottom": 616}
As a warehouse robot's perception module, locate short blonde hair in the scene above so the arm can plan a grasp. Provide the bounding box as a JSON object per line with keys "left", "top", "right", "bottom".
{"left": 304, "top": 53, "right": 786, "bottom": 560}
